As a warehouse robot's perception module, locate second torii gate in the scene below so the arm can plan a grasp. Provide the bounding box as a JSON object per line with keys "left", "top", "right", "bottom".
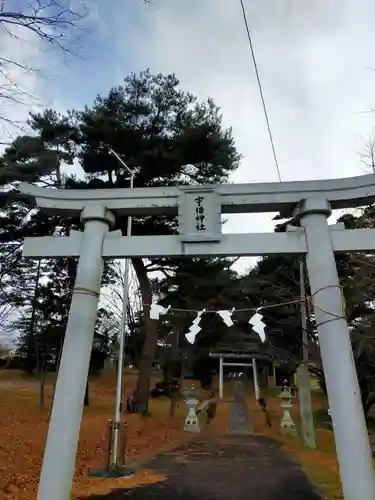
{"left": 208, "top": 352, "right": 260, "bottom": 400}
{"left": 19, "top": 174, "right": 375, "bottom": 500}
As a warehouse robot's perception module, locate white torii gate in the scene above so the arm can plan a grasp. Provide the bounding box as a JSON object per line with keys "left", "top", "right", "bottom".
{"left": 208, "top": 352, "right": 261, "bottom": 400}
{"left": 19, "top": 175, "right": 375, "bottom": 500}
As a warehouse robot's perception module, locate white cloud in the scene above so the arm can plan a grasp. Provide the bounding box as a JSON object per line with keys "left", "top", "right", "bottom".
{"left": 0, "top": 22, "right": 46, "bottom": 144}
{"left": 72, "top": 0, "right": 109, "bottom": 36}
{"left": 134, "top": 0, "right": 375, "bottom": 180}
{"left": 0, "top": 0, "right": 103, "bottom": 146}
{"left": 127, "top": 0, "right": 375, "bottom": 270}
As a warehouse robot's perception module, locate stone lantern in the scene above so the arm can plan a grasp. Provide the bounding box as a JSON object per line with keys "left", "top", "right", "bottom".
{"left": 278, "top": 384, "right": 297, "bottom": 436}
{"left": 183, "top": 385, "right": 200, "bottom": 433}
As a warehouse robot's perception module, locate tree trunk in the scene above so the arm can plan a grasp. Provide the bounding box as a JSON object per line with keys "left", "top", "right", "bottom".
{"left": 167, "top": 359, "right": 174, "bottom": 417}
{"left": 169, "top": 328, "right": 180, "bottom": 418}
{"left": 39, "top": 364, "right": 47, "bottom": 409}
{"left": 132, "top": 258, "right": 158, "bottom": 413}
{"left": 50, "top": 341, "right": 63, "bottom": 409}
{"left": 27, "top": 259, "right": 42, "bottom": 376}
{"left": 84, "top": 380, "right": 90, "bottom": 406}
{"left": 364, "top": 396, "right": 375, "bottom": 417}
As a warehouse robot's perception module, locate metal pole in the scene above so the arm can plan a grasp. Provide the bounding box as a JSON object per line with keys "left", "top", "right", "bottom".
{"left": 219, "top": 356, "right": 224, "bottom": 398}
{"left": 252, "top": 358, "right": 260, "bottom": 400}
{"left": 297, "top": 258, "right": 316, "bottom": 449}
{"left": 112, "top": 212, "right": 132, "bottom": 465}
{"left": 107, "top": 147, "right": 134, "bottom": 467}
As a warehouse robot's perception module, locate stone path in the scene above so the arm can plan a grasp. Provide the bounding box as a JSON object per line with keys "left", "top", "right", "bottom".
{"left": 79, "top": 435, "right": 322, "bottom": 500}
{"left": 227, "top": 381, "right": 253, "bottom": 434}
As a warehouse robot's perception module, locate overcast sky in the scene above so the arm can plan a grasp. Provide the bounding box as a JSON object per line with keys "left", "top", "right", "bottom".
{"left": 2, "top": 0, "right": 375, "bottom": 273}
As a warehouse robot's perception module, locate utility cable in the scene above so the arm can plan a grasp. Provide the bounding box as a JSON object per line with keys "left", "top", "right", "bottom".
{"left": 239, "top": 0, "right": 282, "bottom": 182}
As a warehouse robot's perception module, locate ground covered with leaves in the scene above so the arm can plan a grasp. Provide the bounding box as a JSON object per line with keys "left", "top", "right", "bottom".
{"left": 1, "top": 372, "right": 373, "bottom": 499}
{"left": 0, "top": 370, "right": 186, "bottom": 499}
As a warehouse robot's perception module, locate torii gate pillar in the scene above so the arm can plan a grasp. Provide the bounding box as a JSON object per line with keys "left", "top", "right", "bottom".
{"left": 297, "top": 198, "right": 375, "bottom": 500}
{"left": 37, "top": 205, "right": 115, "bottom": 500}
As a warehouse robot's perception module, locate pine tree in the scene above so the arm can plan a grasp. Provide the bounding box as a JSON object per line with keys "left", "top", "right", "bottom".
{"left": 3, "top": 69, "right": 241, "bottom": 411}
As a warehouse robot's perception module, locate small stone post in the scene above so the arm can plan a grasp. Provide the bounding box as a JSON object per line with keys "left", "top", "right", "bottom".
{"left": 183, "top": 388, "right": 200, "bottom": 433}
{"left": 278, "top": 385, "right": 297, "bottom": 436}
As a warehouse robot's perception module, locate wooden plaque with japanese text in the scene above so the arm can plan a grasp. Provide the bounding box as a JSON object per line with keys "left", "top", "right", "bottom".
{"left": 178, "top": 186, "right": 222, "bottom": 242}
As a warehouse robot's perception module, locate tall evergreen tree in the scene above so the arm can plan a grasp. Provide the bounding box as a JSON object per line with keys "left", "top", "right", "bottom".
{"left": 241, "top": 207, "right": 375, "bottom": 417}
{"left": 3, "top": 70, "right": 241, "bottom": 410}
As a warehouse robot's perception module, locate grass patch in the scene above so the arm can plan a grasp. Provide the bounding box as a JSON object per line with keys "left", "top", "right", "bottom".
{"left": 281, "top": 431, "right": 342, "bottom": 499}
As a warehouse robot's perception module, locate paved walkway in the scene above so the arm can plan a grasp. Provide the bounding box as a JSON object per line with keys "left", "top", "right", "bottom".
{"left": 79, "top": 435, "right": 322, "bottom": 500}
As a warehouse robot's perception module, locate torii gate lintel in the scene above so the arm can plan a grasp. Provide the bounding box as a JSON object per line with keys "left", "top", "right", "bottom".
{"left": 19, "top": 173, "right": 375, "bottom": 217}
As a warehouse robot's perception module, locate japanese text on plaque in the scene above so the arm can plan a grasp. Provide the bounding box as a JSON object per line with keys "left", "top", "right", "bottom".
{"left": 195, "top": 196, "right": 206, "bottom": 231}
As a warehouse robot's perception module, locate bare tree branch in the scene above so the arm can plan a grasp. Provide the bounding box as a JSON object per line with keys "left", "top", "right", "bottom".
{"left": 0, "top": 1, "right": 86, "bottom": 127}
{"left": 0, "top": 1, "right": 84, "bottom": 49}
{"left": 359, "top": 134, "right": 375, "bottom": 174}
{"left": 0, "top": 302, "right": 15, "bottom": 326}
{"left": 100, "top": 260, "right": 143, "bottom": 346}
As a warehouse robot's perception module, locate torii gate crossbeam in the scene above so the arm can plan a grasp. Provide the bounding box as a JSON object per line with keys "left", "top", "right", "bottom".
{"left": 19, "top": 176, "right": 375, "bottom": 500}
{"left": 22, "top": 225, "right": 375, "bottom": 258}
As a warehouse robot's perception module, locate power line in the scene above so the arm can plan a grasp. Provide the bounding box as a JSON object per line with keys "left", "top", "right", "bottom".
{"left": 239, "top": 0, "right": 282, "bottom": 182}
